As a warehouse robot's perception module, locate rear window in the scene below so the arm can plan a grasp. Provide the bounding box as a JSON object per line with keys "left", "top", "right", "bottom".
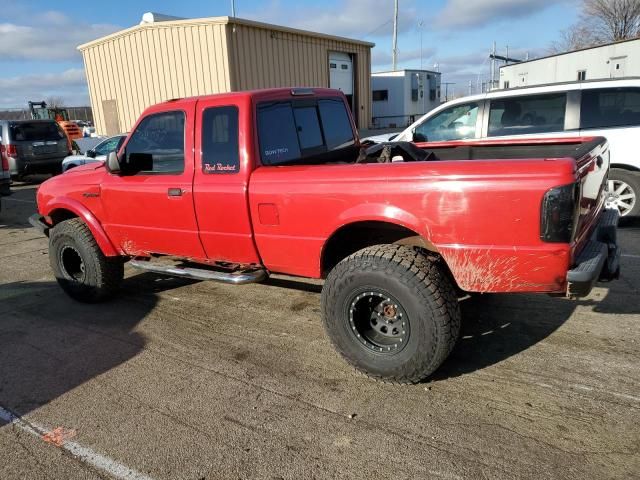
{"left": 257, "top": 97, "right": 355, "bottom": 166}
{"left": 488, "top": 93, "right": 567, "bottom": 137}
{"left": 580, "top": 87, "right": 640, "bottom": 129}
{"left": 318, "top": 99, "right": 354, "bottom": 149}
{"left": 9, "top": 122, "right": 65, "bottom": 142}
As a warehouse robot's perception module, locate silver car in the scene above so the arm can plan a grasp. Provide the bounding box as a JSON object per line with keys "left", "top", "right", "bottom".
{"left": 62, "top": 134, "right": 126, "bottom": 172}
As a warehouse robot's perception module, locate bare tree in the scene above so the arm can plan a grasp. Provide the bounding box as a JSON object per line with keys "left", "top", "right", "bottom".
{"left": 45, "top": 96, "right": 66, "bottom": 108}
{"left": 550, "top": 0, "right": 640, "bottom": 53}
{"left": 586, "top": 0, "right": 640, "bottom": 41}
{"left": 549, "top": 22, "right": 598, "bottom": 53}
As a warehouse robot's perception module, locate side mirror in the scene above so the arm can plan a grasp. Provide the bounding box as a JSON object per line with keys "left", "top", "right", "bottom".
{"left": 106, "top": 151, "right": 120, "bottom": 173}
{"left": 86, "top": 149, "right": 96, "bottom": 158}
{"left": 122, "top": 152, "right": 153, "bottom": 175}
{"left": 412, "top": 130, "right": 427, "bottom": 143}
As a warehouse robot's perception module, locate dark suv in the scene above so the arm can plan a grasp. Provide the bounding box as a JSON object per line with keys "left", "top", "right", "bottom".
{"left": 0, "top": 120, "right": 70, "bottom": 178}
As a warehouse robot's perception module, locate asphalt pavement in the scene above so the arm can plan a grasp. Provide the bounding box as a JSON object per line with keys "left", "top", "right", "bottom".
{"left": 1, "top": 179, "right": 638, "bottom": 480}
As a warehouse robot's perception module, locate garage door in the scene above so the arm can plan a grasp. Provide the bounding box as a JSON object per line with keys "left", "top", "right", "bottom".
{"left": 329, "top": 52, "right": 353, "bottom": 95}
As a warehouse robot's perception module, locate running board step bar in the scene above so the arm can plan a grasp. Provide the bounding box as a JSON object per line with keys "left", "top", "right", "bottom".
{"left": 129, "top": 259, "right": 267, "bottom": 285}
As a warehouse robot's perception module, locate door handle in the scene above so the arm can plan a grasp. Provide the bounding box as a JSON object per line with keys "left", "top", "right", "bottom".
{"left": 167, "top": 188, "right": 183, "bottom": 197}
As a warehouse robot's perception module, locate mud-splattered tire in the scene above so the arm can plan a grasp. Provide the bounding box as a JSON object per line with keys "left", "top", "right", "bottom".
{"left": 321, "top": 245, "right": 460, "bottom": 384}
{"left": 49, "top": 218, "right": 123, "bottom": 303}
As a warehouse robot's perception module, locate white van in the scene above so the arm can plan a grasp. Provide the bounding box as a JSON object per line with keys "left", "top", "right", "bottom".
{"left": 391, "top": 78, "right": 640, "bottom": 217}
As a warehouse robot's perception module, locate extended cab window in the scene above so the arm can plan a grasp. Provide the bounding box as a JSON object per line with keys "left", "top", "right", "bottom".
{"left": 125, "top": 111, "right": 185, "bottom": 174}
{"left": 202, "top": 106, "right": 239, "bottom": 174}
{"left": 581, "top": 88, "right": 640, "bottom": 129}
{"left": 414, "top": 102, "right": 479, "bottom": 142}
{"left": 257, "top": 98, "right": 355, "bottom": 166}
{"left": 488, "top": 93, "right": 566, "bottom": 136}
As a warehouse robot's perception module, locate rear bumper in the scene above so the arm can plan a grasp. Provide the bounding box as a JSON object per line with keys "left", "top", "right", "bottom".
{"left": 0, "top": 178, "right": 10, "bottom": 196}
{"left": 9, "top": 156, "right": 65, "bottom": 176}
{"left": 566, "top": 208, "right": 620, "bottom": 298}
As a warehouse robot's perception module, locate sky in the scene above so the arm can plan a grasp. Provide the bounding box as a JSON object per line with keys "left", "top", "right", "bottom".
{"left": 0, "top": 0, "right": 581, "bottom": 108}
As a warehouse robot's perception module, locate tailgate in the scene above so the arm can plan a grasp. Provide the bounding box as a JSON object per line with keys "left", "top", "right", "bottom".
{"left": 572, "top": 138, "right": 610, "bottom": 259}
{"left": 14, "top": 140, "right": 68, "bottom": 161}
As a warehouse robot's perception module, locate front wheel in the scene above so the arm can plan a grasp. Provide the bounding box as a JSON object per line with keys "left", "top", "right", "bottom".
{"left": 49, "top": 218, "right": 123, "bottom": 302}
{"left": 606, "top": 169, "right": 640, "bottom": 218}
{"left": 321, "top": 245, "right": 461, "bottom": 384}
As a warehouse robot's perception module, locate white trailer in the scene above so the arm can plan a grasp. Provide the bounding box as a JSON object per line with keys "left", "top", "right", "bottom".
{"left": 500, "top": 38, "right": 640, "bottom": 89}
{"left": 371, "top": 69, "right": 441, "bottom": 128}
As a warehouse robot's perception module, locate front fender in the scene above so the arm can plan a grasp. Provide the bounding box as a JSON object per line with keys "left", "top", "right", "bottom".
{"left": 42, "top": 197, "right": 119, "bottom": 257}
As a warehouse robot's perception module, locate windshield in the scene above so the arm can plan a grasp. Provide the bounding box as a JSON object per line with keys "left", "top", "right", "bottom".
{"left": 414, "top": 102, "right": 479, "bottom": 142}
{"left": 257, "top": 97, "right": 356, "bottom": 166}
{"left": 94, "top": 135, "right": 125, "bottom": 156}
{"left": 9, "top": 122, "right": 65, "bottom": 142}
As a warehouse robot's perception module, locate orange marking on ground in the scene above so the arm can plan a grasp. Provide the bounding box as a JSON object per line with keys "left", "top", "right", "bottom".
{"left": 42, "top": 427, "right": 77, "bottom": 447}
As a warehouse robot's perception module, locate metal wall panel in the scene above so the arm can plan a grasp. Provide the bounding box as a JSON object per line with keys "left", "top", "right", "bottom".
{"left": 81, "top": 21, "right": 231, "bottom": 134}
{"left": 227, "top": 23, "right": 371, "bottom": 127}
{"left": 80, "top": 18, "right": 372, "bottom": 133}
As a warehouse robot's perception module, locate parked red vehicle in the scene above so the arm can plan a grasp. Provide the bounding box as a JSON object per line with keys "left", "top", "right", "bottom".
{"left": 30, "top": 88, "right": 620, "bottom": 383}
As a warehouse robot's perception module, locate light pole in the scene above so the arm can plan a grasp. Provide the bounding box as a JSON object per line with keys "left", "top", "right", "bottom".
{"left": 418, "top": 19, "right": 424, "bottom": 70}
{"left": 392, "top": 0, "right": 399, "bottom": 71}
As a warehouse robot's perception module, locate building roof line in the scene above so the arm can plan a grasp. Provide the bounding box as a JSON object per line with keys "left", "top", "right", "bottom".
{"left": 499, "top": 36, "right": 640, "bottom": 69}
{"left": 78, "top": 15, "right": 375, "bottom": 51}
{"left": 373, "top": 69, "right": 441, "bottom": 75}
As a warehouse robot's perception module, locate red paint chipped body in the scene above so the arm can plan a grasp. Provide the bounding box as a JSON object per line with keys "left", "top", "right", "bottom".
{"left": 35, "top": 88, "right": 616, "bottom": 296}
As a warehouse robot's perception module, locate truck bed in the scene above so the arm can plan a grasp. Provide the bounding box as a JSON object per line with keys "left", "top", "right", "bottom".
{"left": 250, "top": 136, "right": 609, "bottom": 292}
{"left": 415, "top": 137, "right": 605, "bottom": 162}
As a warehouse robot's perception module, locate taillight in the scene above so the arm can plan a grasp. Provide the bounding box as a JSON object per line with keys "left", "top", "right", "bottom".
{"left": 0, "top": 145, "right": 8, "bottom": 171}
{"left": 540, "top": 183, "right": 580, "bottom": 243}
{"left": 6, "top": 144, "right": 17, "bottom": 156}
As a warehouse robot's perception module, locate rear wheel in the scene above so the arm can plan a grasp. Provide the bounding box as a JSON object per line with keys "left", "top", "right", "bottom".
{"left": 606, "top": 169, "right": 640, "bottom": 217}
{"left": 49, "top": 218, "right": 123, "bottom": 302}
{"left": 321, "top": 245, "right": 460, "bottom": 384}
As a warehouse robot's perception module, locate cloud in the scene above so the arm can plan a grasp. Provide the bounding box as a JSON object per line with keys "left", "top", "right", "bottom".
{"left": 0, "top": 69, "right": 89, "bottom": 107}
{"left": 0, "top": 11, "right": 120, "bottom": 61}
{"left": 244, "top": 0, "right": 419, "bottom": 39}
{"left": 436, "top": 0, "right": 564, "bottom": 29}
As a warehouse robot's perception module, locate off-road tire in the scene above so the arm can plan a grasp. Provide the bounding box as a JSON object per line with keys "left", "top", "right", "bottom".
{"left": 49, "top": 218, "right": 123, "bottom": 302}
{"left": 321, "top": 245, "right": 461, "bottom": 384}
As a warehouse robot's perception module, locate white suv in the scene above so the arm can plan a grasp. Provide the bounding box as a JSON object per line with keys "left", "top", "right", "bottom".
{"left": 392, "top": 78, "right": 640, "bottom": 217}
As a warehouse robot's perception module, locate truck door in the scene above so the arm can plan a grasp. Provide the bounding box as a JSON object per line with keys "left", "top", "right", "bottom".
{"left": 192, "top": 96, "right": 261, "bottom": 265}
{"left": 100, "top": 106, "right": 206, "bottom": 258}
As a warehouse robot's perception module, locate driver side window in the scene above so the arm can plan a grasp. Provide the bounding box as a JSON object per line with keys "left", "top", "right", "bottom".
{"left": 125, "top": 111, "right": 185, "bottom": 174}
{"left": 414, "top": 102, "right": 479, "bottom": 142}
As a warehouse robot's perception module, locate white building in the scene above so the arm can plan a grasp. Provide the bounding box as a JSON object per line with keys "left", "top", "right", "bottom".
{"left": 499, "top": 38, "right": 640, "bottom": 89}
{"left": 371, "top": 69, "right": 441, "bottom": 128}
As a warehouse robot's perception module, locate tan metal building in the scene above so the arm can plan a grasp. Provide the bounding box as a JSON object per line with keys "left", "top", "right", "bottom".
{"left": 78, "top": 16, "right": 374, "bottom": 135}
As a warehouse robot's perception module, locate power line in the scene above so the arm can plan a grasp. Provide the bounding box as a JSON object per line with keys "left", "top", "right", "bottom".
{"left": 363, "top": 19, "right": 392, "bottom": 38}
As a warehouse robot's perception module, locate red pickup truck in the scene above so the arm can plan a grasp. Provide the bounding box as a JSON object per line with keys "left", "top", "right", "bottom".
{"left": 30, "top": 88, "right": 620, "bottom": 383}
